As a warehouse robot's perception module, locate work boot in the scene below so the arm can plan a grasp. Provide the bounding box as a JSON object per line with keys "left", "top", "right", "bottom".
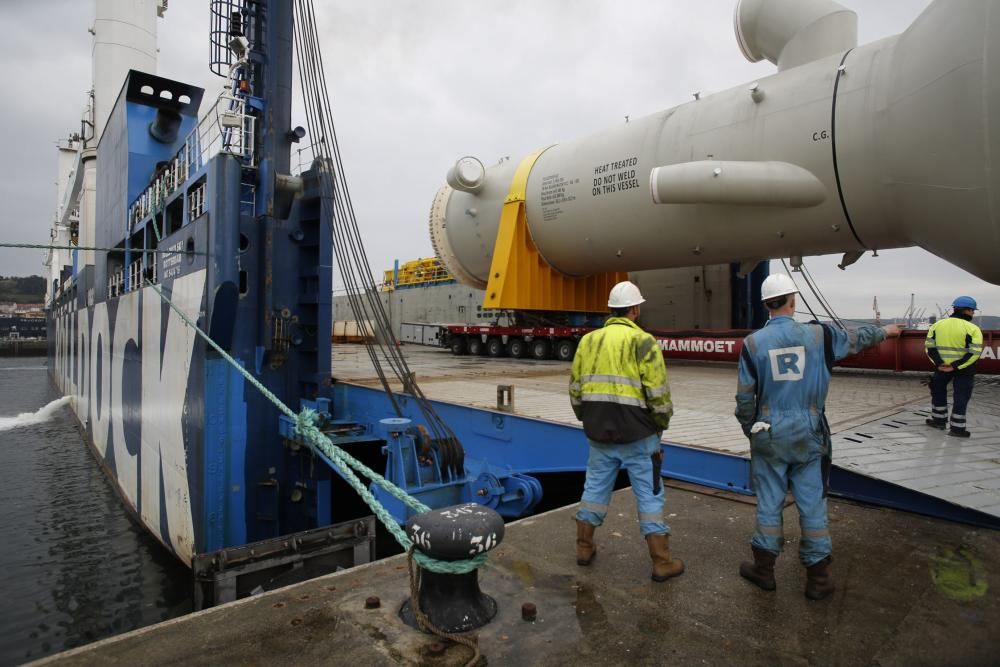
{"left": 575, "top": 519, "right": 596, "bottom": 566}
{"left": 739, "top": 546, "right": 777, "bottom": 591}
{"left": 925, "top": 418, "right": 946, "bottom": 430}
{"left": 804, "top": 556, "right": 835, "bottom": 600}
{"left": 949, "top": 427, "right": 971, "bottom": 438}
{"left": 646, "top": 533, "right": 684, "bottom": 582}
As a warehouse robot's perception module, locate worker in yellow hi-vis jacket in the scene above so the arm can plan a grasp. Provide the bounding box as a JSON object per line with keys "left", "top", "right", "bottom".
{"left": 925, "top": 296, "right": 984, "bottom": 437}
{"left": 569, "top": 281, "right": 682, "bottom": 583}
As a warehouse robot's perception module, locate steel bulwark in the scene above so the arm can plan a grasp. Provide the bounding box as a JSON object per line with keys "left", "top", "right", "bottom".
{"left": 333, "top": 383, "right": 998, "bottom": 531}
{"left": 332, "top": 383, "right": 752, "bottom": 495}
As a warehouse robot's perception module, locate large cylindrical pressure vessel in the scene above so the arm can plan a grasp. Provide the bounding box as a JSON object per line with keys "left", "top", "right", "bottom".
{"left": 432, "top": 0, "right": 1000, "bottom": 288}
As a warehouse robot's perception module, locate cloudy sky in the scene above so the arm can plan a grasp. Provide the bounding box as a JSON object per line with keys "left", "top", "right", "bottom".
{"left": 1, "top": 0, "right": 997, "bottom": 319}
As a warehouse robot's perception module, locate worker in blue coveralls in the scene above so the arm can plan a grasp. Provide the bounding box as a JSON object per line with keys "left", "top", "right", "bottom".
{"left": 570, "top": 281, "right": 683, "bottom": 583}
{"left": 735, "top": 274, "right": 901, "bottom": 600}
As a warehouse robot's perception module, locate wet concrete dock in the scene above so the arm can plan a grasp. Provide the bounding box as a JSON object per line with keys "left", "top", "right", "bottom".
{"left": 38, "top": 485, "right": 999, "bottom": 666}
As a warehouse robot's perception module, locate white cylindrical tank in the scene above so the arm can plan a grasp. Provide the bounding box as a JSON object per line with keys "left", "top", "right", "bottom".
{"left": 432, "top": 0, "right": 1000, "bottom": 288}
{"left": 734, "top": 0, "right": 857, "bottom": 71}
{"left": 92, "top": 0, "right": 160, "bottom": 143}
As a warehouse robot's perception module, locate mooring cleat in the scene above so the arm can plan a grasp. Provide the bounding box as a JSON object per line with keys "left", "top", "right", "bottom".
{"left": 400, "top": 503, "right": 504, "bottom": 633}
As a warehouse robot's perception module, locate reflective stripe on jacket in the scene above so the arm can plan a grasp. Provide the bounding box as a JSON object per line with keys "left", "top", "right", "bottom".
{"left": 925, "top": 315, "right": 983, "bottom": 370}
{"left": 735, "top": 317, "right": 886, "bottom": 463}
{"left": 569, "top": 317, "right": 672, "bottom": 444}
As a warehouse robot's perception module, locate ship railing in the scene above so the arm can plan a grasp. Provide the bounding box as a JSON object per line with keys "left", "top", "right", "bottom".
{"left": 128, "top": 258, "right": 142, "bottom": 293}
{"left": 189, "top": 180, "right": 206, "bottom": 220}
{"left": 107, "top": 256, "right": 157, "bottom": 299}
{"left": 107, "top": 266, "right": 124, "bottom": 299}
{"left": 382, "top": 258, "right": 455, "bottom": 290}
{"left": 127, "top": 91, "right": 255, "bottom": 233}
{"left": 199, "top": 92, "right": 255, "bottom": 167}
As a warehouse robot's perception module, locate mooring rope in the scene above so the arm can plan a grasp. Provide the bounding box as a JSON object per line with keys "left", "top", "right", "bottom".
{"left": 146, "top": 280, "right": 487, "bottom": 575}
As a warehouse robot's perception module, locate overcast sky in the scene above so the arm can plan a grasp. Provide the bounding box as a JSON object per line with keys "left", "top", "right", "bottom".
{"left": 1, "top": 0, "right": 997, "bottom": 319}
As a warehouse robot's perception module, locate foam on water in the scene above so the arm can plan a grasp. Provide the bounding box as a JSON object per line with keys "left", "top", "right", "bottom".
{"left": 0, "top": 396, "right": 72, "bottom": 431}
{"left": 0, "top": 360, "right": 191, "bottom": 663}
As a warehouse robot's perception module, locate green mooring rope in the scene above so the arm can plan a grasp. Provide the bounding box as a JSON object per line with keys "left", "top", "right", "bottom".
{"left": 146, "top": 280, "right": 487, "bottom": 575}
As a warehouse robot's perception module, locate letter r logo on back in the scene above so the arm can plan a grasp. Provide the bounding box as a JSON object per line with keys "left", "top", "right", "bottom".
{"left": 769, "top": 346, "right": 805, "bottom": 381}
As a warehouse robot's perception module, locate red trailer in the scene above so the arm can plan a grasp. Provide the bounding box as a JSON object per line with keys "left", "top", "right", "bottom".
{"left": 444, "top": 324, "right": 1000, "bottom": 375}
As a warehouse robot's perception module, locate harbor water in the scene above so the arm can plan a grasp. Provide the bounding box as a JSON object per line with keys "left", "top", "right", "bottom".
{"left": 0, "top": 358, "right": 191, "bottom": 665}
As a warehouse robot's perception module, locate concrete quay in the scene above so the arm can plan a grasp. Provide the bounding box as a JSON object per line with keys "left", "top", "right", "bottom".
{"left": 37, "top": 485, "right": 999, "bottom": 666}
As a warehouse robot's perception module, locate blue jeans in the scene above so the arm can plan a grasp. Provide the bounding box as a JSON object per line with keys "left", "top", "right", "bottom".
{"left": 575, "top": 433, "right": 669, "bottom": 536}
{"left": 751, "top": 455, "right": 831, "bottom": 566}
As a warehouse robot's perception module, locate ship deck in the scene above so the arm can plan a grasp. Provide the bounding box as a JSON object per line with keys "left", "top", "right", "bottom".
{"left": 334, "top": 345, "right": 1000, "bottom": 521}
{"left": 39, "top": 485, "right": 1000, "bottom": 666}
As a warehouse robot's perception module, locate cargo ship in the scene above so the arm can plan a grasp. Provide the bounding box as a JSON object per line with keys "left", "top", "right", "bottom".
{"left": 42, "top": 0, "right": 1000, "bottom": 614}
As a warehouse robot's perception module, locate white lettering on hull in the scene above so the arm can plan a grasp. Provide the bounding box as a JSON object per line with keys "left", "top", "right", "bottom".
{"left": 112, "top": 292, "right": 140, "bottom": 503}
{"left": 141, "top": 271, "right": 206, "bottom": 562}
{"left": 75, "top": 308, "right": 89, "bottom": 423}
{"left": 90, "top": 302, "right": 111, "bottom": 457}
{"left": 49, "top": 269, "right": 206, "bottom": 564}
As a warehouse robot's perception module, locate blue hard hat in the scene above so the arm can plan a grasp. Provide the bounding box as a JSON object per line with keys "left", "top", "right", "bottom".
{"left": 952, "top": 296, "right": 978, "bottom": 310}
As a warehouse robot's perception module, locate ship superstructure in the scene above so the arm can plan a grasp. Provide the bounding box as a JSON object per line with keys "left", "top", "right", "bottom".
{"left": 43, "top": 0, "right": 553, "bottom": 607}
{"left": 47, "top": 0, "right": 341, "bottom": 588}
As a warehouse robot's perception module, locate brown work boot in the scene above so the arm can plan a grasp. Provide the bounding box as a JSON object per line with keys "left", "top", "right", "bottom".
{"left": 739, "top": 546, "right": 777, "bottom": 591}
{"left": 805, "top": 556, "right": 834, "bottom": 600}
{"left": 575, "top": 519, "right": 596, "bottom": 566}
{"left": 646, "top": 533, "right": 684, "bottom": 582}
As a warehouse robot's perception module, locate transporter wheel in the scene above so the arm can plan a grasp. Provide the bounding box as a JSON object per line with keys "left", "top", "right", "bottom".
{"left": 468, "top": 337, "right": 486, "bottom": 355}
{"left": 531, "top": 339, "right": 551, "bottom": 360}
{"left": 486, "top": 338, "right": 506, "bottom": 357}
{"left": 507, "top": 337, "right": 526, "bottom": 358}
{"left": 450, "top": 336, "right": 468, "bottom": 355}
{"left": 555, "top": 339, "right": 577, "bottom": 362}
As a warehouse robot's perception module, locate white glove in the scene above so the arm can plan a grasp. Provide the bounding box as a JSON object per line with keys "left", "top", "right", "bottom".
{"left": 750, "top": 421, "right": 771, "bottom": 434}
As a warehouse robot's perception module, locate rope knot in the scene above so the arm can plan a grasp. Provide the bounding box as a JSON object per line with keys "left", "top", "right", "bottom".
{"left": 295, "top": 407, "right": 320, "bottom": 438}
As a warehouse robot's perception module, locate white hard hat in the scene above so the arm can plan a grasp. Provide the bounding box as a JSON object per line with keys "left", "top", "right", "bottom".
{"left": 608, "top": 281, "right": 646, "bottom": 308}
{"left": 760, "top": 274, "right": 799, "bottom": 302}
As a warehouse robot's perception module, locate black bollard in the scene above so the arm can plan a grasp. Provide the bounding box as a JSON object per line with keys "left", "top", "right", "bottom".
{"left": 399, "top": 503, "right": 504, "bottom": 633}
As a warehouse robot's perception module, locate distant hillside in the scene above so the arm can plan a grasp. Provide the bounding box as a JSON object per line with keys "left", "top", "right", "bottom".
{"left": 0, "top": 275, "right": 46, "bottom": 304}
